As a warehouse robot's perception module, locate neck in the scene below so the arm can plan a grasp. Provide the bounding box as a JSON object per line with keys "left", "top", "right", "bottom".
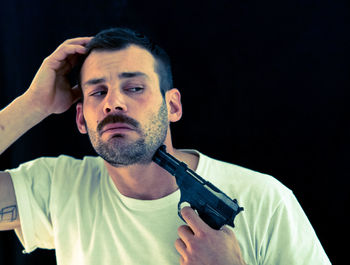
{"left": 104, "top": 145, "right": 199, "bottom": 200}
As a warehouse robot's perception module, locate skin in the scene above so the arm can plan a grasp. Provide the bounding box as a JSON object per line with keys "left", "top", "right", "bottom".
{"left": 0, "top": 37, "right": 246, "bottom": 264}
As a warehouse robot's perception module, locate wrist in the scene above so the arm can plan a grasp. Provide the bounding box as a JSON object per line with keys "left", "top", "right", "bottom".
{"left": 14, "top": 93, "right": 50, "bottom": 128}
{"left": 20, "top": 91, "right": 52, "bottom": 119}
{"left": 0, "top": 93, "right": 49, "bottom": 154}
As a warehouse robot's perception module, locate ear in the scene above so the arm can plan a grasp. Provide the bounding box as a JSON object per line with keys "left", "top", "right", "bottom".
{"left": 76, "top": 102, "right": 87, "bottom": 134}
{"left": 165, "top": 88, "right": 182, "bottom": 122}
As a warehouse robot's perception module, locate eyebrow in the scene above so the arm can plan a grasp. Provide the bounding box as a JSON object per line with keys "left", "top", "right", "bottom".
{"left": 119, "top": 71, "right": 149, "bottom": 79}
{"left": 83, "top": 71, "right": 150, "bottom": 87}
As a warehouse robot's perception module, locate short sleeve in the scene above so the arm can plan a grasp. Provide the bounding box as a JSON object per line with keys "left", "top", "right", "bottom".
{"left": 6, "top": 157, "right": 56, "bottom": 253}
{"left": 260, "top": 190, "right": 331, "bottom": 265}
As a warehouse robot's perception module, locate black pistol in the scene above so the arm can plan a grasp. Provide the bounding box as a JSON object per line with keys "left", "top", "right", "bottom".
{"left": 152, "top": 145, "right": 243, "bottom": 230}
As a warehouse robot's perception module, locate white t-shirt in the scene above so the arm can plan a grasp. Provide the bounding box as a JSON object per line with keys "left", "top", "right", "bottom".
{"left": 6, "top": 150, "right": 331, "bottom": 265}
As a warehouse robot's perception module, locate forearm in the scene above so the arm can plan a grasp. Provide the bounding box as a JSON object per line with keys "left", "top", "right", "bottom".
{"left": 0, "top": 94, "right": 48, "bottom": 155}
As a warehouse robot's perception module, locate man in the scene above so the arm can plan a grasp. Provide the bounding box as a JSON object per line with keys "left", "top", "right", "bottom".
{"left": 0, "top": 27, "right": 331, "bottom": 265}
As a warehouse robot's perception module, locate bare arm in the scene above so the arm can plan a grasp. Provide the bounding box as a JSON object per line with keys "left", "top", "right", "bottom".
{"left": 0, "top": 37, "right": 92, "bottom": 232}
{"left": 0, "top": 94, "right": 47, "bottom": 154}
{"left": 0, "top": 171, "right": 19, "bottom": 231}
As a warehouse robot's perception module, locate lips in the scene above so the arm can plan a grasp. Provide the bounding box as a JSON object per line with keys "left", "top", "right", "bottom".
{"left": 100, "top": 123, "right": 134, "bottom": 135}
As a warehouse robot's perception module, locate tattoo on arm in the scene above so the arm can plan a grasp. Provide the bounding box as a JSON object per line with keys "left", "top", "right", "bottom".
{"left": 0, "top": 205, "right": 18, "bottom": 222}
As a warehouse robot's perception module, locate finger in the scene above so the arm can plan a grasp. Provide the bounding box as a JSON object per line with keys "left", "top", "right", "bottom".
{"left": 174, "top": 238, "right": 187, "bottom": 257}
{"left": 180, "top": 206, "right": 210, "bottom": 236}
{"left": 66, "top": 53, "right": 79, "bottom": 69}
{"left": 177, "top": 225, "right": 194, "bottom": 246}
{"left": 56, "top": 62, "right": 72, "bottom": 75}
{"left": 63, "top": 37, "right": 94, "bottom": 46}
{"left": 53, "top": 44, "right": 88, "bottom": 61}
{"left": 46, "top": 45, "right": 88, "bottom": 70}
{"left": 178, "top": 225, "right": 194, "bottom": 237}
{"left": 57, "top": 49, "right": 85, "bottom": 75}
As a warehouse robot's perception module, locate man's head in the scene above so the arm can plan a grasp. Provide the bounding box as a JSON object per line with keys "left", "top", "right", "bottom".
{"left": 75, "top": 27, "right": 182, "bottom": 167}
{"left": 78, "top": 27, "right": 173, "bottom": 98}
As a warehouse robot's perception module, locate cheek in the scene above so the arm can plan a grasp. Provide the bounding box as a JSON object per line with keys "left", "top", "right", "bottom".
{"left": 82, "top": 107, "right": 101, "bottom": 131}
{"left": 145, "top": 101, "right": 168, "bottom": 129}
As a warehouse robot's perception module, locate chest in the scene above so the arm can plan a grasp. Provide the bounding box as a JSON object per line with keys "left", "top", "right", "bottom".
{"left": 52, "top": 190, "right": 183, "bottom": 265}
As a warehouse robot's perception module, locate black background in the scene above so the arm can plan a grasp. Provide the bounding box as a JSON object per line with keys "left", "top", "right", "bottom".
{"left": 0, "top": 0, "right": 348, "bottom": 264}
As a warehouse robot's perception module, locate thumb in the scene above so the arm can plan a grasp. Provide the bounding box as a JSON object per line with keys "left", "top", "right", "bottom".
{"left": 71, "top": 85, "right": 82, "bottom": 103}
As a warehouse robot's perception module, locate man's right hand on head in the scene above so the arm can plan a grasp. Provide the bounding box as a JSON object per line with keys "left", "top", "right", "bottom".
{"left": 0, "top": 37, "right": 93, "bottom": 155}
{"left": 24, "top": 37, "right": 93, "bottom": 116}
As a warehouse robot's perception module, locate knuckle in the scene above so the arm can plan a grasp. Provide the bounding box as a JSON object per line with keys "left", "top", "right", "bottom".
{"left": 186, "top": 238, "right": 200, "bottom": 253}
{"left": 41, "top": 59, "right": 49, "bottom": 68}
{"left": 196, "top": 229, "right": 207, "bottom": 239}
{"left": 43, "top": 56, "right": 51, "bottom": 64}
{"left": 174, "top": 238, "right": 182, "bottom": 247}
{"left": 41, "top": 57, "right": 55, "bottom": 68}
{"left": 186, "top": 254, "right": 197, "bottom": 265}
{"left": 177, "top": 226, "right": 184, "bottom": 236}
{"left": 188, "top": 242, "right": 199, "bottom": 253}
{"left": 63, "top": 38, "right": 72, "bottom": 44}
{"left": 177, "top": 225, "right": 193, "bottom": 236}
{"left": 177, "top": 225, "right": 187, "bottom": 233}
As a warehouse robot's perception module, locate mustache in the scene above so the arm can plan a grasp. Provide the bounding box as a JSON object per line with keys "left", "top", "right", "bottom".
{"left": 97, "top": 114, "right": 140, "bottom": 135}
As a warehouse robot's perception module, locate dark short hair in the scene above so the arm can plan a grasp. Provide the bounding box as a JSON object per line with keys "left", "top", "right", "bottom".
{"left": 78, "top": 27, "right": 173, "bottom": 98}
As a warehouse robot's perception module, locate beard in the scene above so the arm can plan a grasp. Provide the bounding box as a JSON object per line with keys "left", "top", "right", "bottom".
{"left": 85, "top": 100, "right": 168, "bottom": 167}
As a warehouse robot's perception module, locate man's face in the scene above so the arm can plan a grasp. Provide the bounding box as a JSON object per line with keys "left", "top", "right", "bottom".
{"left": 76, "top": 45, "right": 169, "bottom": 167}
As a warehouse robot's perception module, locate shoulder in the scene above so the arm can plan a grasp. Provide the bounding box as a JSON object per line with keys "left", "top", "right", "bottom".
{"left": 189, "top": 150, "right": 292, "bottom": 212}
{"left": 194, "top": 151, "right": 289, "bottom": 193}
{"left": 183, "top": 151, "right": 330, "bottom": 264}
{"left": 7, "top": 155, "right": 103, "bottom": 179}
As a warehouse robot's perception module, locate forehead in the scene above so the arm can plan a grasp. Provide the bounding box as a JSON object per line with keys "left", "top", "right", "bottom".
{"left": 80, "top": 45, "right": 158, "bottom": 84}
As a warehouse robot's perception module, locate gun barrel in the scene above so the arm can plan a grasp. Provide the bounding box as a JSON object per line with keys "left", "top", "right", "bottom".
{"left": 153, "top": 145, "right": 207, "bottom": 185}
{"left": 152, "top": 145, "right": 179, "bottom": 175}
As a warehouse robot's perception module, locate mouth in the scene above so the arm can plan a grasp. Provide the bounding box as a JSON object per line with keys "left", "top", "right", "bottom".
{"left": 100, "top": 123, "right": 134, "bottom": 135}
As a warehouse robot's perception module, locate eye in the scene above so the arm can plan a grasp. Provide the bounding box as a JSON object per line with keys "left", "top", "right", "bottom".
{"left": 89, "top": 90, "right": 107, "bottom": 97}
{"left": 125, "top": 86, "right": 144, "bottom": 93}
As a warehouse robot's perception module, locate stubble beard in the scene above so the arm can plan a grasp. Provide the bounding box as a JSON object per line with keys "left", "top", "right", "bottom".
{"left": 86, "top": 101, "right": 168, "bottom": 167}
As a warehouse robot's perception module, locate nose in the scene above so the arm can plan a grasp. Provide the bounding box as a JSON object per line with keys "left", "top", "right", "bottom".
{"left": 103, "top": 90, "right": 127, "bottom": 114}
